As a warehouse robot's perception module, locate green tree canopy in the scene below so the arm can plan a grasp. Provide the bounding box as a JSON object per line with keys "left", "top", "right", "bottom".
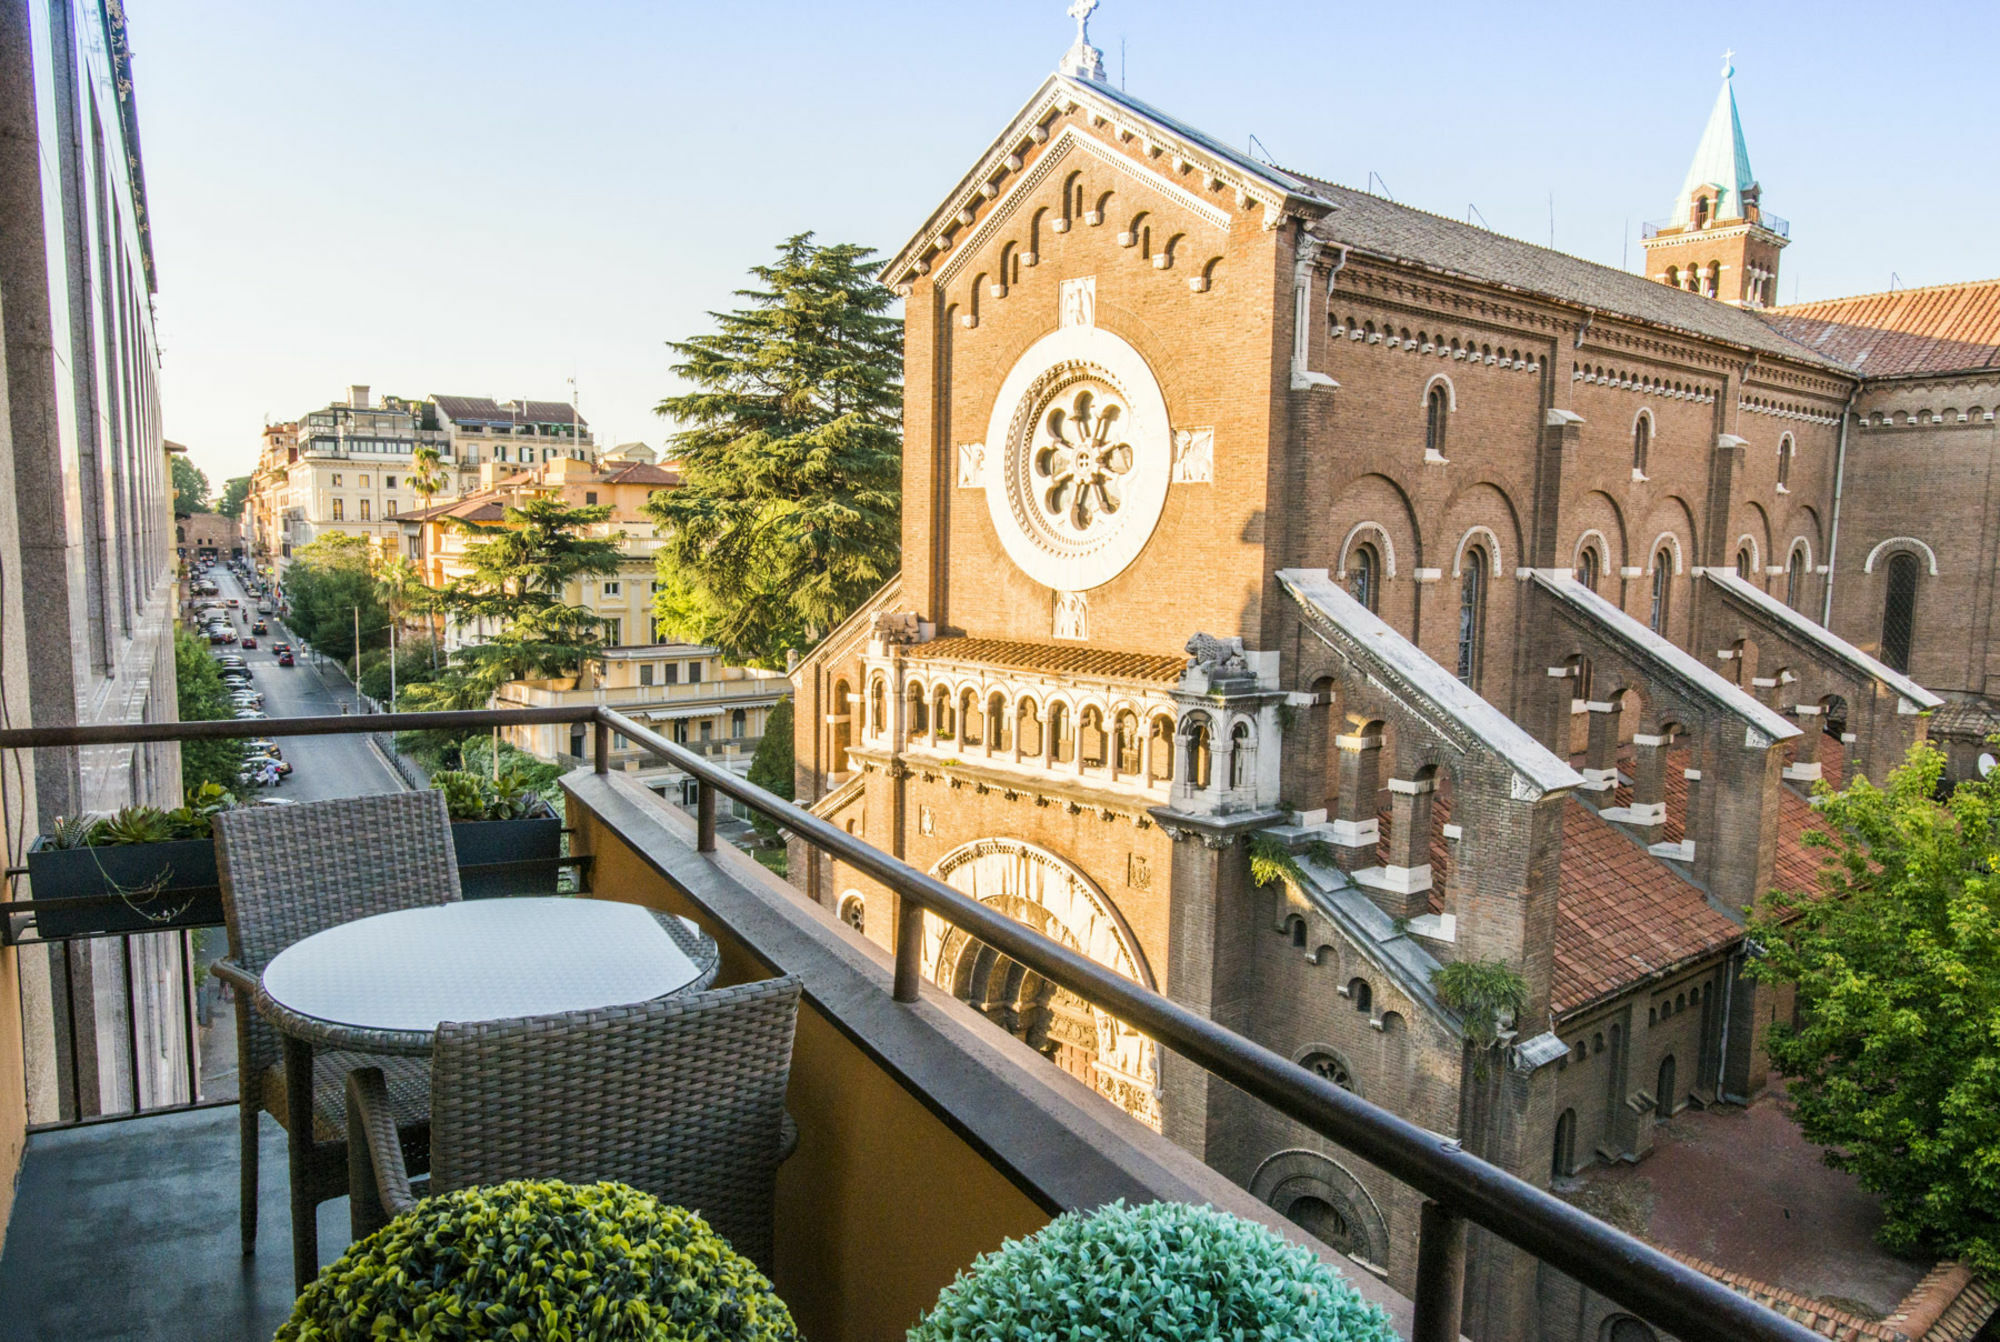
{"left": 172, "top": 455, "right": 210, "bottom": 515}
{"left": 1748, "top": 741, "right": 2000, "bottom": 1273}
{"left": 744, "top": 695, "right": 794, "bottom": 838}
{"left": 283, "top": 532, "right": 384, "bottom": 661}
{"left": 409, "top": 444, "right": 447, "bottom": 509}
{"left": 173, "top": 625, "right": 245, "bottom": 792}
{"left": 215, "top": 475, "right": 251, "bottom": 518}
{"left": 435, "top": 495, "right": 622, "bottom": 688}
{"left": 648, "top": 233, "right": 902, "bottom": 668}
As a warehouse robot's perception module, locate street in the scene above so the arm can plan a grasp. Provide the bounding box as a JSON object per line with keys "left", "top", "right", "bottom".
{"left": 208, "top": 565, "right": 402, "bottom": 801}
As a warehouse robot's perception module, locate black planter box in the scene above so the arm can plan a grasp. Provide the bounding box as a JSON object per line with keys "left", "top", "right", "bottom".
{"left": 451, "top": 811, "right": 562, "bottom": 899}
{"left": 25, "top": 837, "right": 223, "bottom": 938}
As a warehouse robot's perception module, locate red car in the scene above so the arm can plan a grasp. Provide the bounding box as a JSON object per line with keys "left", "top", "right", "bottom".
{"left": 276, "top": 651, "right": 294, "bottom": 666}
{"left": 241, "top": 636, "right": 257, "bottom": 649}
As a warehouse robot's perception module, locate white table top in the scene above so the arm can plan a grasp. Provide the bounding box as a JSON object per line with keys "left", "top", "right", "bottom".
{"left": 261, "top": 898, "right": 704, "bottom": 1034}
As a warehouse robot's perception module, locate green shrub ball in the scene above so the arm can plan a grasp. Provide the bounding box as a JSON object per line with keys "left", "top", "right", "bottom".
{"left": 277, "top": 1179, "right": 798, "bottom": 1342}
{"left": 909, "top": 1200, "right": 1397, "bottom": 1342}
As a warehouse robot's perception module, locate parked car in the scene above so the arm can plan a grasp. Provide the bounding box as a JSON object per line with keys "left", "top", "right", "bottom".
{"left": 232, "top": 709, "right": 266, "bottom": 720}
{"left": 240, "top": 636, "right": 256, "bottom": 649}
{"left": 207, "top": 628, "right": 230, "bottom": 645}
{"left": 276, "top": 651, "right": 294, "bottom": 667}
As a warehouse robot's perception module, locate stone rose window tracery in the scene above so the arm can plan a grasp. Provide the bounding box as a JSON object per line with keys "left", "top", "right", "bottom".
{"left": 1035, "top": 388, "right": 1133, "bottom": 538}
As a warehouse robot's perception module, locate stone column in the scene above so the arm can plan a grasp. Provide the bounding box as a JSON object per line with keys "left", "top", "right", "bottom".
{"left": 1581, "top": 699, "right": 1621, "bottom": 794}
{"left": 1370, "top": 776, "right": 1435, "bottom": 920}
{"left": 1782, "top": 703, "right": 1822, "bottom": 784}
{"left": 1328, "top": 726, "right": 1382, "bottom": 871}
{"left": 1622, "top": 733, "right": 1669, "bottom": 840}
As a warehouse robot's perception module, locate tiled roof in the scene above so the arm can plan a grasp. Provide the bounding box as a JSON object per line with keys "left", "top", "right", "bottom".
{"left": 1664, "top": 1248, "right": 1903, "bottom": 1341}
{"left": 1763, "top": 280, "right": 2000, "bottom": 378}
{"left": 602, "top": 462, "right": 680, "bottom": 487}
{"left": 913, "top": 637, "right": 1188, "bottom": 684}
{"left": 1655, "top": 746, "right": 1832, "bottom": 902}
{"left": 1386, "top": 790, "right": 1739, "bottom": 1018}
{"left": 1551, "top": 800, "right": 1741, "bottom": 1017}
{"left": 432, "top": 394, "right": 587, "bottom": 428}
{"left": 1296, "top": 175, "right": 1845, "bottom": 369}
{"left": 1927, "top": 698, "right": 2000, "bottom": 742}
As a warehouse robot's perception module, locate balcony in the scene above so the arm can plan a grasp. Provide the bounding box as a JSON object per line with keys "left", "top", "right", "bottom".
{"left": 0, "top": 709, "right": 1827, "bottom": 1342}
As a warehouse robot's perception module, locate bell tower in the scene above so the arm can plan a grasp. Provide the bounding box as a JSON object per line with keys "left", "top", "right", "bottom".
{"left": 1640, "top": 55, "right": 1789, "bottom": 309}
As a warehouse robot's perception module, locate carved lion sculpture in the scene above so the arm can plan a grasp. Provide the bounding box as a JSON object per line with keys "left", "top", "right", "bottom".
{"left": 1184, "top": 632, "right": 1249, "bottom": 674}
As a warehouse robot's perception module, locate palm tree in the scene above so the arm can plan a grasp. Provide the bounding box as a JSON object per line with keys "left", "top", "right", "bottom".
{"left": 410, "top": 444, "right": 447, "bottom": 511}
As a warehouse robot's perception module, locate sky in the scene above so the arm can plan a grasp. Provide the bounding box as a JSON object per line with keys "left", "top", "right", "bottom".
{"left": 131, "top": 0, "right": 2000, "bottom": 488}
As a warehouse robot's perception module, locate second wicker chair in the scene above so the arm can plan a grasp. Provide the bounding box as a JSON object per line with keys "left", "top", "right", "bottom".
{"left": 346, "top": 974, "right": 802, "bottom": 1269}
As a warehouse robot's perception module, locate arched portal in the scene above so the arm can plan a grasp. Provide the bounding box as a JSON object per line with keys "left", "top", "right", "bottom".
{"left": 925, "top": 838, "right": 1160, "bottom": 1129}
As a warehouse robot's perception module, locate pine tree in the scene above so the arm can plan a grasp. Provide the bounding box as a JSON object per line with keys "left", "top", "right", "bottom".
{"left": 649, "top": 234, "right": 902, "bottom": 668}
{"left": 437, "top": 495, "right": 622, "bottom": 688}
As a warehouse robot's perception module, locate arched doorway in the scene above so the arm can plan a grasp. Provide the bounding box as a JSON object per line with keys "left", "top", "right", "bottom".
{"left": 1247, "top": 1149, "right": 1390, "bottom": 1272}
{"left": 925, "top": 839, "right": 1160, "bottom": 1129}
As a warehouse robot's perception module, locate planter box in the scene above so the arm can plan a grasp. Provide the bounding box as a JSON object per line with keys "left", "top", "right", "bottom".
{"left": 450, "top": 809, "right": 562, "bottom": 899}
{"left": 25, "top": 837, "right": 223, "bottom": 938}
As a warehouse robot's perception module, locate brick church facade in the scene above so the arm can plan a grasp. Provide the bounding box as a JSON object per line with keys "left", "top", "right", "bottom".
{"left": 788, "top": 26, "right": 1993, "bottom": 1340}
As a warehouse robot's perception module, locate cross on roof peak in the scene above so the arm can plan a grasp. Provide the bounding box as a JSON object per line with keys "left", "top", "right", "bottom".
{"left": 1058, "top": 0, "right": 1106, "bottom": 81}
{"left": 1720, "top": 48, "right": 1735, "bottom": 79}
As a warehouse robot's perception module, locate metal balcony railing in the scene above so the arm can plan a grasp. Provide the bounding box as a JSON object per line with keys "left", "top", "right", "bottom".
{"left": 0, "top": 706, "right": 1825, "bottom": 1342}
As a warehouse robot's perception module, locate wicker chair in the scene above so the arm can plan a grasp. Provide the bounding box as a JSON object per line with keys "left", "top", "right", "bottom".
{"left": 346, "top": 975, "right": 802, "bottom": 1270}
{"left": 209, "top": 790, "right": 461, "bottom": 1291}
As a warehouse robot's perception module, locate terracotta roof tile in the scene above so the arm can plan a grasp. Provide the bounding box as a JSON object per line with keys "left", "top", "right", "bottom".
{"left": 1764, "top": 279, "right": 2000, "bottom": 378}
{"left": 1664, "top": 1248, "right": 1907, "bottom": 1340}
{"left": 913, "top": 637, "right": 1188, "bottom": 684}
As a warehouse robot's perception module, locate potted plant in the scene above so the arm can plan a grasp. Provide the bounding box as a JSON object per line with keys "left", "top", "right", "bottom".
{"left": 279, "top": 1179, "right": 797, "bottom": 1342}
{"left": 25, "top": 784, "right": 236, "bottom": 938}
{"left": 910, "top": 1199, "right": 1398, "bottom": 1342}
{"left": 433, "top": 768, "right": 563, "bottom": 898}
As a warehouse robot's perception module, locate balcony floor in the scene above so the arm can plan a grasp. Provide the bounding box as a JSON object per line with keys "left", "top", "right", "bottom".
{"left": 0, "top": 1105, "right": 351, "bottom": 1341}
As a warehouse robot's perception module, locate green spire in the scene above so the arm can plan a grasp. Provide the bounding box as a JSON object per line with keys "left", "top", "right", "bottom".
{"left": 1671, "top": 53, "right": 1759, "bottom": 226}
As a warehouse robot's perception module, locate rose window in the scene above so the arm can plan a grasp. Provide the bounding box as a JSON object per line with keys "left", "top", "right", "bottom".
{"left": 1034, "top": 389, "right": 1133, "bottom": 537}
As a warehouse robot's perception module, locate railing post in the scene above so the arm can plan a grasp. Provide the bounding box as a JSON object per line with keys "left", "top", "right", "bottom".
{"left": 592, "top": 719, "right": 608, "bottom": 774}
{"left": 1412, "top": 1200, "right": 1468, "bottom": 1342}
{"left": 892, "top": 894, "right": 926, "bottom": 1003}
{"left": 696, "top": 780, "right": 716, "bottom": 854}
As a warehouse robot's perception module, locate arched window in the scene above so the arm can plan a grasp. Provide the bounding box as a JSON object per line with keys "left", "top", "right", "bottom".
{"left": 1229, "top": 721, "right": 1253, "bottom": 789}
{"left": 869, "top": 678, "right": 886, "bottom": 736}
{"left": 1656, "top": 1055, "right": 1678, "bottom": 1117}
{"left": 934, "top": 686, "right": 954, "bottom": 739}
{"left": 1079, "top": 706, "right": 1106, "bottom": 768}
{"left": 1882, "top": 551, "right": 1920, "bottom": 673}
{"left": 988, "top": 692, "right": 1012, "bottom": 751}
{"left": 1017, "top": 699, "right": 1043, "bottom": 757}
{"left": 1455, "top": 548, "right": 1487, "bottom": 687}
{"left": 1649, "top": 553, "right": 1672, "bottom": 634}
{"left": 1553, "top": 1109, "right": 1576, "bottom": 1181}
{"left": 1633, "top": 415, "right": 1651, "bottom": 475}
{"left": 1736, "top": 546, "right": 1753, "bottom": 580}
{"left": 960, "top": 689, "right": 983, "bottom": 746}
{"left": 1787, "top": 547, "right": 1807, "bottom": 610}
{"left": 1148, "top": 715, "right": 1174, "bottom": 782}
{"left": 1705, "top": 261, "right": 1721, "bottom": 297}
{"left": 1777, "top": 435, "right": 1794, "bottom": 489}
{"left": 1348, "top": 978, "right": 1372, "bottom": 1014}
{"left": 1114, "top": 710, "right": 1140, "bottom": 775}
{"left": 1349, "top": 542, "right": 1379, "bottom": 612}
{"left": 1301, "top": 1051, "right": 1354, "bottom": 1092}
{"left": 1049, "top": 701, "right": 1073, "bottom": 764}
{"left": 1578, "top": 547, "right": 1600, "bottom": 594}
{"left": 731, "top": 708, "right": 746, "bottom": 739}
{"left": 905, "top": 681, "right": 928, "bottom": 737}
{"left": 1664, "top": 265, "right": 1680, "bottom": 289}
{"left": 1185, "top": 716, "right": 1212, "bottom": 789}
{"left": 1425, "top": 384, "right": 1449, "bottom": 459}
{"left": 831, "top": 678, "right": 853, "bottom": 773}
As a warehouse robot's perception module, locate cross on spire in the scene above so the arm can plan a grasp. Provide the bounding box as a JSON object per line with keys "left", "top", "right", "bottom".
{"left": 1059, "top": 0, "right": 1107, "bottom": 81}
{"left": 1721, "top": 48, "right": 1735, "bottom": 78}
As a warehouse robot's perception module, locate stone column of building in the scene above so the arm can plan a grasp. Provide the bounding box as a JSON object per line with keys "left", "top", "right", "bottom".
{"left": 1625, "top": 731, "right": 1671, "bottom": 841}
{"left": 1690, "top": 728, "right": 1787, "bottom": 912}
{"left": 1582, "top": 699, "right": 1622, "bottom": 793}
{"left": 1372, "top": 776, "right": 1434, "bottom": 919}
{"left": 1327, "top": 725, "right": 1382, "bottom": 872}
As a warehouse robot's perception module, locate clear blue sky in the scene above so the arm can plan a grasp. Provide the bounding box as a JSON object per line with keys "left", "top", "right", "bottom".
{"left": 132, "top": 0, "right": 2000, "bottom": 486}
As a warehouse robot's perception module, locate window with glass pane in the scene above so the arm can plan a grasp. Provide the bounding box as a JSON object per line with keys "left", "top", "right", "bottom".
{"left": 1650, "top": 556, "right": 1670, "bottom": 633}
{"left": 1881, "top": 552, "right": 1919, "bottom": 673}
{"left": 1633, "top": 416, "right": 1650, "bottom": 474}
{"left": 1349, "top": 543, "right": 1378, "bottom": 612}
{"left": 1456, "top": 550, "right": 1486, "bottom": 686}
{"left": 1425, "top": 386, "right": 1448, "bottom": 458}
{"left": 1578, "top": 548, "right": 1599, "bottom": 593}
{"left": 1736, "top": 547, "right": 1752, "bottom": 579}
{"left": 1787, "top": 549, "right": 1806, "bottom": 609}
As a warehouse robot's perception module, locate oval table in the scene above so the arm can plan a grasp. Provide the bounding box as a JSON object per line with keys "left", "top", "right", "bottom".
{"left": 253, "top": 897, "right": 719, "bottom": 1291}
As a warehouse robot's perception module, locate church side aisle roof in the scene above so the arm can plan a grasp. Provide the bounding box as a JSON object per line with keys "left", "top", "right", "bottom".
{"left": 1762, "top": 279, "right": 2000, "bottom": 378}
{"left": 914, "top": 636, "right": 1189, "bottom": 684}
{"left": 1295, "top": 175, "right": 1843, "bottom": 369}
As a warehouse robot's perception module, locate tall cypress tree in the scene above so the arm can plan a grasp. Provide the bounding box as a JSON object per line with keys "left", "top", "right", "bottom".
{"left": 649, "top": 233, "right": 902, "bottom": 667}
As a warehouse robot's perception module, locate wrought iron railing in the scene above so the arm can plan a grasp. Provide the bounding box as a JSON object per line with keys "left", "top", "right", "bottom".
{"left": 0, "top": 706, "right": 1825, "bottom": 1342}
